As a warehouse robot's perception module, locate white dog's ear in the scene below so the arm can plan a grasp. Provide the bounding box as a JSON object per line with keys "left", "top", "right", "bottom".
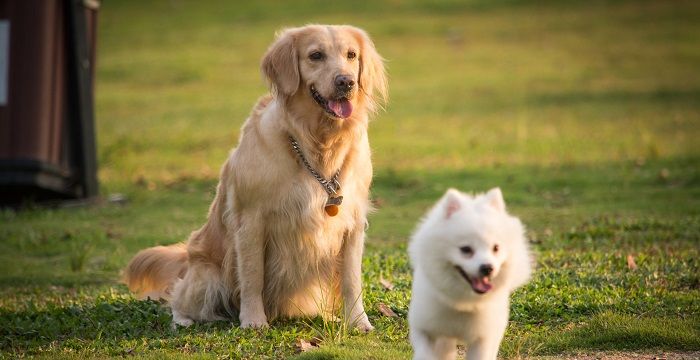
{"left": 442, "top": 188, "right": 462, "bottom": 219}
{"left": 485, "top": 187, "right": 506, "bottom": 212}
{"left": 261, "top": 28, "right": 300, "bottom": 97}
{"left": 347, "top": 26, "right": 388, "bottom": 113}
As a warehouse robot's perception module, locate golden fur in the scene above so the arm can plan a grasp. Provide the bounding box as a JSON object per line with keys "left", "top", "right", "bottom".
{"left": 123, "top": 25, "right": 387, "bottom": 330}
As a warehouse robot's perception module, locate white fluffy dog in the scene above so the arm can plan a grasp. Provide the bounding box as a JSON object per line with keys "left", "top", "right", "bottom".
{"left": 408, "top": 188, "right": 533, "bottom": 360}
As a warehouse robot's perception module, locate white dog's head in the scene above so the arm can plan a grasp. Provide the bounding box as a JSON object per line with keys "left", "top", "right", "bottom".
{"left": 410, "top": 188, "right": 532, "bottom": 299}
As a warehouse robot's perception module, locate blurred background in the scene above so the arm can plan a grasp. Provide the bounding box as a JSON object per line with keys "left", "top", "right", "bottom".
{"left": 97, "top": 0, "right": 699, "bottom": 181}
{"left": 94, "top": 0, "right": 700, "bottom": 240}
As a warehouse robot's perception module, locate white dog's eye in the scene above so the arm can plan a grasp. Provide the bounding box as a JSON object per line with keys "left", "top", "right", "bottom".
{"left": 459, "top": 246, "right": 473, "bottom": 256}
{"left": 493, "top": 244, "right": 499, "bottom": 253}
{"left": 347, "top": 51, "right": 356, "bottom": 60}
{"left": 309, "top": 51, "right": 325, "bottom": 61}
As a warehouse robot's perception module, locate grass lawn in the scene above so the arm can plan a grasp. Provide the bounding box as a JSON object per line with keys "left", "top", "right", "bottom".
{"left": 1, "top": 0, "right": 699, "bottom": 358}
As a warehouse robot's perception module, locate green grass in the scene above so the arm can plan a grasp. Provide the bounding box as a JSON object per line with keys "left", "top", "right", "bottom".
{"left": 2, "top": 0, "right": 700, "bottom": 358}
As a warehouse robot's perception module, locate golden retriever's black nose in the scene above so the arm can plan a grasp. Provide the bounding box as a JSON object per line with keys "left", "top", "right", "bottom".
{"left": 479, "top": 264, "right": 494, "bottom": 276}
{"left": 335, "top": 75, "right": 355, "bottom": 92}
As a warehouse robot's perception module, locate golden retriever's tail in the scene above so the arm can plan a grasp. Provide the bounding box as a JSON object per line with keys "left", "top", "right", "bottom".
{"left": 122, "top": 243, "right": 188, "bottom": 300}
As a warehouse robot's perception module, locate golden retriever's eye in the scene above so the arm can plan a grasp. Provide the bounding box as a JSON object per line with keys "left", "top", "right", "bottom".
{"left": 493, "top": 244, "right": 499, "bottom": 253}
{"left": 460, "top": 246, "right": 473, "bottom": 256}
{"left": 309, "top": 51, "right": 325, "bottom": 61}
{"left": 347, "top": 51, "right": 356, "bottom": 60}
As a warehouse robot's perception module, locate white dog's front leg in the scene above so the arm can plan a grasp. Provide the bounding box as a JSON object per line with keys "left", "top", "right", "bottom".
{"left": 341, "top": 228, "right": 373, "bottom": 332}
{"left": 410, "top": 329, "right": 439, "bottom": 360}
{"left": 465, "top": 340, "right": 487, "bottom": 360}
{"left": 235, "top": 213, "right": 268, "bottom": 328}
{"left": 466, "top": 337, "right": 501, "bottom": 360}
{"left": 434, "top": 337, "right": 457, "bottom": 360}
{"left": 466, "top": 305, "right": 508, "bottom": 359}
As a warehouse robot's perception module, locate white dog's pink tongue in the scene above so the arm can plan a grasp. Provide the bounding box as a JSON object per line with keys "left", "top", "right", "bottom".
{"left": 470, "top": 276, "right": 492, "bottom": 294}
{"left": 328, "top": 99, "right": 352, "bottom": 118}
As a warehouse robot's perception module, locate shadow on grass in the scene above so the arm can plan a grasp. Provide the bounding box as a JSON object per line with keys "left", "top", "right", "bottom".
{"left": 546, "top": 311, "right": 700, "bottom": 353}
{"left": 0, "top": 274, "right": 116, "bottom": 288}
{"left": 372, "top": 156, "right": 700, "bottom": 207}
{"left": 369, "top": 155, "right": 700, "bottom": 245}
{"left": 500, "top": 312, "right": 700, "bottom": 358}
{"left": 528, "top": 88, "right": 700, "bottom": 107}
{"left": 0, "top": 292, "right": 315, "bottom": 356}
{"left": 1, "top": 156, "right": 698, "bottom": 356}
{"left": 291, "top": 335, "right": 413, "bottom": 360}
{"left": 0, "top": 297, "right": 176, "bottom": 353}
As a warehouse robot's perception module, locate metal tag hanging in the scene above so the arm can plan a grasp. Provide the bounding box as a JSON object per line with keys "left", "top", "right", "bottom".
{"left": 289, "top": 136, "right": 345, "bottom": 217}
{"left": 325, "top": 196, "right": 343, "bottom": 216}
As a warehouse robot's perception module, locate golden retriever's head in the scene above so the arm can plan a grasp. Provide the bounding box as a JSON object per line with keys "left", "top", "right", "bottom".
{"left": 262, "top": 25, "right": 387, "bottom": 119}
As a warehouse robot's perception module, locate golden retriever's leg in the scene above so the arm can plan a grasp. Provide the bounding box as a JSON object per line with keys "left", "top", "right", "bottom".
{"left": 232, "top": 212, "right": 269, "bottom": 328}
{"left": 341, "top": 227, "right": 374, "bottom": 332}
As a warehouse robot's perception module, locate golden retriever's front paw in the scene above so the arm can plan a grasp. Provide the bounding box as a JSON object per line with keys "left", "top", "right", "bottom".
{"left": 239, "top": 301, "right": 269, "bottom": 329}
{"left": 171, "top": 309, "right": 194, "bottom": 329}
{"left": 239, "top": 314, "right": 269, "bottom": 329}
{"left": 350, "top": 313, "right": 374, "bottom": 333}
{"left": 356, "top": 319, "right": 374, "bottom": 333}
{"left": 240, "top": 320, "right": 269, "bottom": 329}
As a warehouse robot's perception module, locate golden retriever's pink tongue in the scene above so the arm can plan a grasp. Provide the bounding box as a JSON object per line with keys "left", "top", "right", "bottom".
{"left": 328, "top": 99, "right": 352, "bottom": 118}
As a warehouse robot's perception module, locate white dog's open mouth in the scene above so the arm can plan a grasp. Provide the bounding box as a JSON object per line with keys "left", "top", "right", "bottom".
{"left": 310, "top": 85, "right": 353, "bottom": 118}
{"left": 455, "top": 266, "right": 492, "bottom": 294}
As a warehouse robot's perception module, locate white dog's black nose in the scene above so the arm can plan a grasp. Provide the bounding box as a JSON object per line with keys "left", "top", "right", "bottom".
{"left": 479, "top": 264, "right": 494, "bottom": 276}
{"left": 335, "top": 75, "right": 355, "bottom": 92}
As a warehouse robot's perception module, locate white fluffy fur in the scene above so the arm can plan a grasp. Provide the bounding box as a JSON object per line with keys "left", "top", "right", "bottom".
{"left": 123, "top": 25, "right": 387, "bottom": 331}
{"left": 408, "top": 188, "right": 533, "bottom": 360}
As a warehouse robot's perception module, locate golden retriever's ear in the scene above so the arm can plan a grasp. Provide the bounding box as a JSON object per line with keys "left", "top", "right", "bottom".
{"left": 348, "top": 27, "right": 388, "bottom": 112}
{"left": 261, "top": 29, "right": 300, "bottom": 97}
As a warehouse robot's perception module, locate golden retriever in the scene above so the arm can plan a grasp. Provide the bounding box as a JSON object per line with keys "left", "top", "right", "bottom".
{"left": 123, "top": 24, "right": 387, "bottom": 331}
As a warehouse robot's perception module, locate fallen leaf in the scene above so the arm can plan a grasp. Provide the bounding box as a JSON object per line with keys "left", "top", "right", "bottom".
{"left": 295, "top": 339, "right": 318, "bottom": 353}
{"left": 627, "top": 254, "right": 638, "bottom": 270}
{"left": 377, "top": 303, "right": 397, "bottom": 317}
{"left": 379, "top": 276, "right": 394, "bottom": 291}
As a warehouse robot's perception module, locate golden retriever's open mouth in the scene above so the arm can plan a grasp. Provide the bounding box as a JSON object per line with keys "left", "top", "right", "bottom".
{"left": 310, "top": 85, "right": 353, "bottom": 119}
{"left": 455, "top": 266, "right": 492, "bottom": 295}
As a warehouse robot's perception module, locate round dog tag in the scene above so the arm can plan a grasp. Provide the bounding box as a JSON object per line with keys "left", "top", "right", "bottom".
{"left": 325, "top": 204, "right": 339, "bottom": 216}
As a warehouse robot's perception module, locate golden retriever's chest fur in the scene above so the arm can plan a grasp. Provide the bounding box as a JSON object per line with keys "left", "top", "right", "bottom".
{"left": 269, "top": 181, "right": 356, "bottom": 251}
{"left": 221, "top": 97, "right": 371, "bottom": 318}
{"left": 237, "top": 143, "right": 365, "bottom": 254}
{"left": 264, "top": 179, "right": 366, "bottom": 317}
{"left": 231, "top": 155, "right": 367, "bottom": 318}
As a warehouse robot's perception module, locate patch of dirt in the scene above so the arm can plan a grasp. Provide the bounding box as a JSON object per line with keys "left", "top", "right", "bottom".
{"left": 531, "top": 351, "right": 700, "bottom": 360}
